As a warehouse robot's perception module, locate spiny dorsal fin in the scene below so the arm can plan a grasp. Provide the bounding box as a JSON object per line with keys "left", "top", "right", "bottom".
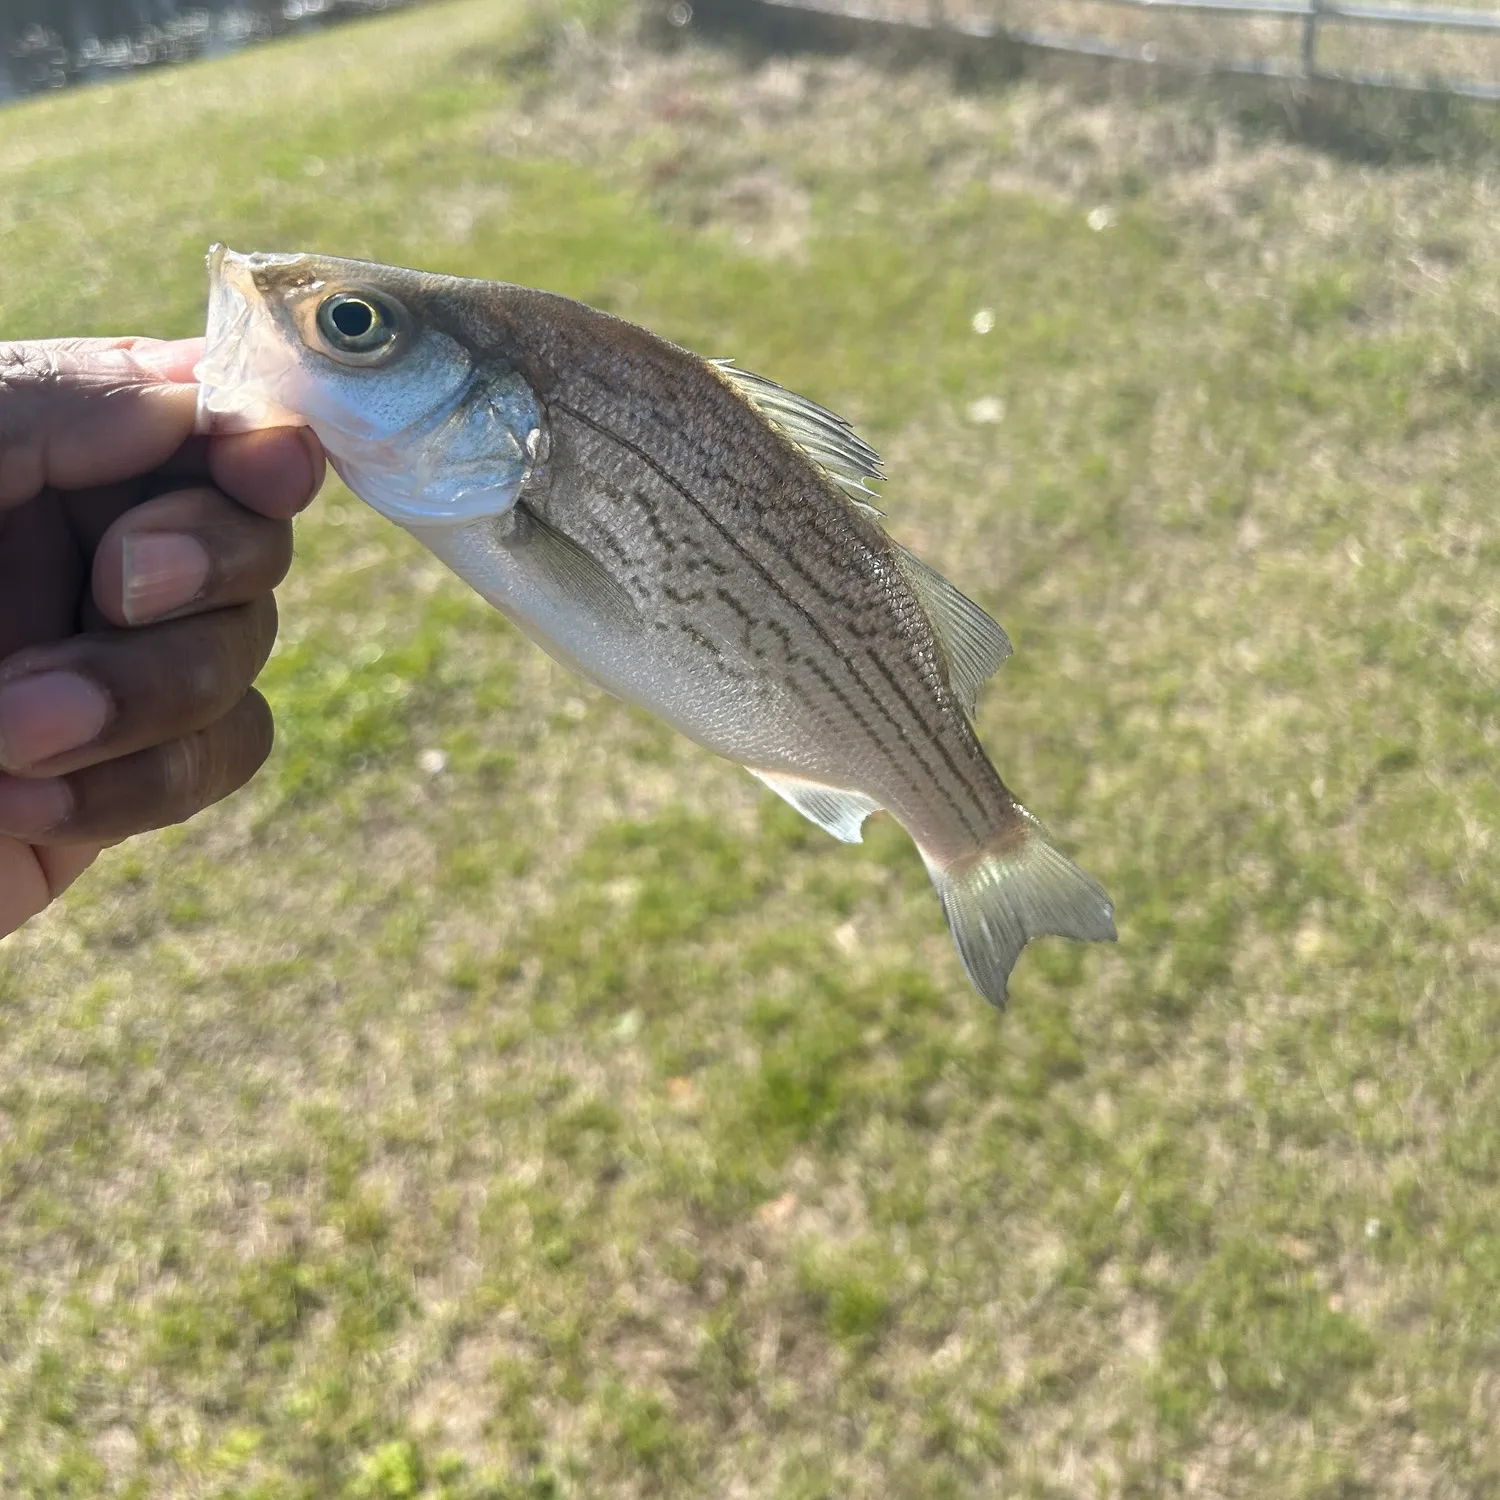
{"left": 710, "top": 359, "right": 885, "bottom": 505}
{"left": 893, "top": 544, "right": 1012, "bottom": 716}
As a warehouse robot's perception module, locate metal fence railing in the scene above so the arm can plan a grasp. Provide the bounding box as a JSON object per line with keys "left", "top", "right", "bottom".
{"left": 11, "top": 0, "right": 1500, "bottom": 102}
{"left": 706, "top": 0, "right": 1500, "bottom": 101}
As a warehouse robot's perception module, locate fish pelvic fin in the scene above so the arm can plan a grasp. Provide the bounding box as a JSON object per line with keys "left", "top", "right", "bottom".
{"left": 921, "top": 808, "right": 1116, "bottom": 1009}
{"left": 747, "top": 768, "right": 881, "bottom": 844}
{"left": 709, "top": 360, "right": 885, "bottom": 505}
{"left": 892, "top": 544, "right": 1012, "bottom": 716}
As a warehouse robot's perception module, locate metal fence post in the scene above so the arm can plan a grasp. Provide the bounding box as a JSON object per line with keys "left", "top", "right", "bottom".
{"left": 1301, "top": 0, "right": 1323, "bottom": 79}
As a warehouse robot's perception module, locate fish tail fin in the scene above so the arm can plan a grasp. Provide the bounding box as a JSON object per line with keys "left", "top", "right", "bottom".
{"left": 920, "top": 808, "right": 1116, "bottom": 1009}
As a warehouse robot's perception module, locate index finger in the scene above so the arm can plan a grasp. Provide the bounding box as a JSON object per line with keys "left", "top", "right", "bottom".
{"left": 0, "top": 337, "right": 201, "bottom": 509}
{"left": 209, "top": 425, "right": 326, "bottom": 522}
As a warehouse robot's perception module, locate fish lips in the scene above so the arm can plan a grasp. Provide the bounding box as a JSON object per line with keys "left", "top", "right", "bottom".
{"left": 195, "top": 243, "right": 315, "bottom": 435}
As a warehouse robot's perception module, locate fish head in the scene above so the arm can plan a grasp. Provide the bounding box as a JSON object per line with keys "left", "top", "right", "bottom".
{"left": 196, "top": 244, "right": 543, "bottom": 528}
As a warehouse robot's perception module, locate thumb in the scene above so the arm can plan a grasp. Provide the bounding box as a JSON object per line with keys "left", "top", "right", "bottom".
{"left": 0, "top": 337, "right": 203, "bottom": 508}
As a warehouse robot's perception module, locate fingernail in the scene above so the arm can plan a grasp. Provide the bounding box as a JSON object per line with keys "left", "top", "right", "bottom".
{"left": 121, "top": 532, "right": 212, "bottom": 624}
{"left": 0, "top": 673, "right": 111, "bottom": 772}
{"left": 0, "top": 777, "right": 72, "bottom": 838}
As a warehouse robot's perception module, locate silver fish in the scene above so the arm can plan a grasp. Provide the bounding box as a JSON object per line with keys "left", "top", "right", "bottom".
{"left": 197, "top": 245, "right": 1115, "bottom": 1006}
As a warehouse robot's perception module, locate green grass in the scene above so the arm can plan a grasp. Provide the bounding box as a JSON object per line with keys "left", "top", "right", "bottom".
{"left": 2, "top": 3, "right": 1499, "bottom": 1494}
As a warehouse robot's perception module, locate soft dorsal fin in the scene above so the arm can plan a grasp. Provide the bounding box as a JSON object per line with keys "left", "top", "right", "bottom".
{"left": 711, "top": 359, "right": 885, "bottom": 505}
{"left": 893, "top": 545, "right": 1012, "bottom": 716}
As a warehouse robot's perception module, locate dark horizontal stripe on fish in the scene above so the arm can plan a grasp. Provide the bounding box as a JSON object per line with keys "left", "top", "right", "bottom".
{"left": 556, "top": 400, "right": 920, "bottom": 781}
{"left": 712, "top": 585, "right": 853, "bottom": 711}
{"left": 594, "top": 473, "right": 679, "bottom": 557}
{"left": 554, "top": 400, "right": 992, "bottom": 841}
{"left": 575, "top": 517, "right": 649, "bottom": 597}
{"left": 860, "top": 644, "right": 995, "bottom": 835}
{"left": 661, "top": 581, "right": 709, "bottom": 609}
{"left": 740, "top": 529, "right": 999, "bottom": 828}
{"left": 567, "top": 364, "right": 882, "bottom": 599}
{"left": 571, "top": 399, "right": 999, "bottom": 834}
{"left": 673, "top": 619, "right": 729, "bottom": 663}
{"left": 713, "top": 584, "right": 756, "bottom": 635}
{"left": 710, "top": 479, "right": 999, "bottom": 831}
{"left": 755, "top": 524, "right": 907, "bottom": 648}
{"left": 597, "top": 471, "right": 735, "bottom": 580}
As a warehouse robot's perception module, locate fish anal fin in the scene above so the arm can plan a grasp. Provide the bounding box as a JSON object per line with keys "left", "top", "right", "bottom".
{"left": 921, "top": 807, "right": 1116, "bottom": 1009}
{"left": 506, "top": 502, "right": 639, "bottom": 627}
{"left": 894, "top": 545, "right": 1012, "bottom": 716}
{"left": 710, "top": 359, "right": 885, "bottom": 497}
{"left": 748, "top": 768, "right": 881, "bottom": 844}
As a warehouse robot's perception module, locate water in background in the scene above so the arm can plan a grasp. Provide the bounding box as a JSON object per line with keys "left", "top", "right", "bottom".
{"left": 0, "top": 0, "right": 415, "bottom": 103}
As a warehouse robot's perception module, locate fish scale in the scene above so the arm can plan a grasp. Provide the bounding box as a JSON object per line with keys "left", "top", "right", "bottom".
{"left": 196, "top": 245, "right": 1117, "bottom": 1007}
{"left": 549, "top": 402, "right": 981, "bottom": 839}
{"left": 566, "top": 409, "right": 996, "bottom": 843}
{"left": 521, "top": 322, "right": 993, "bottom": 834}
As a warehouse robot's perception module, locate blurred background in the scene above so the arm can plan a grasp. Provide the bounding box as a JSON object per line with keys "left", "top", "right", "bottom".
{"left": 11, "top": 0, "right": 1500, "bottom": 100}
{"left": 0, "top": 0, "right": 408, "bottom": 99}
{"left": 2, "top": 0, "right": 1498, "bottom": 1495}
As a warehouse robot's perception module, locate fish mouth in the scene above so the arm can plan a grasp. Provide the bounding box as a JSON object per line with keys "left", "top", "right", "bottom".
{"left": 195, "top": 243, "right": 312, "bottom": 434}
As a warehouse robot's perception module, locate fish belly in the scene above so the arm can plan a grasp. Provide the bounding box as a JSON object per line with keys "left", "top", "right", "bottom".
{"left": 409, "top": 517, "right": 815, "bottom": 773}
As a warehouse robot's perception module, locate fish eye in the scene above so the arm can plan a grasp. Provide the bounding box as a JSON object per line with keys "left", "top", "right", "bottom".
{"left": 316, "top": 292, "right": 399, "bottom": 359}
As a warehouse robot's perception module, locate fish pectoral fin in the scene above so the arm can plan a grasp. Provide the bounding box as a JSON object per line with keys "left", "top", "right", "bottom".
{"left": 710, "top": 360, "right": 885, "bottom": 503}
{"left": 893, "top": 545, "right": 1012, "bottom": 716}
{"left": 747, "top": 768, "right": 882, "bottom": 844}
{"left": 507, "top": 502, "right": 640, "bottom": 626}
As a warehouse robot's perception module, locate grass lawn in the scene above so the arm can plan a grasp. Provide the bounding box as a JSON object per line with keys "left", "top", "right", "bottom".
{"left": 2, "top": 3, "right": 1499, "bottom": 1494}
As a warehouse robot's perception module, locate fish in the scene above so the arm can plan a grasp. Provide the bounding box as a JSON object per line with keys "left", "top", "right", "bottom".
{"left": 195, "top": 244, "right": 1116, "bottom": 1006}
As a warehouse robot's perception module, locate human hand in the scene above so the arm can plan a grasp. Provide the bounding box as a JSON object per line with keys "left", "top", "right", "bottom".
{"left": 0, "top": 337, "right": 325, "bottom": 937}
